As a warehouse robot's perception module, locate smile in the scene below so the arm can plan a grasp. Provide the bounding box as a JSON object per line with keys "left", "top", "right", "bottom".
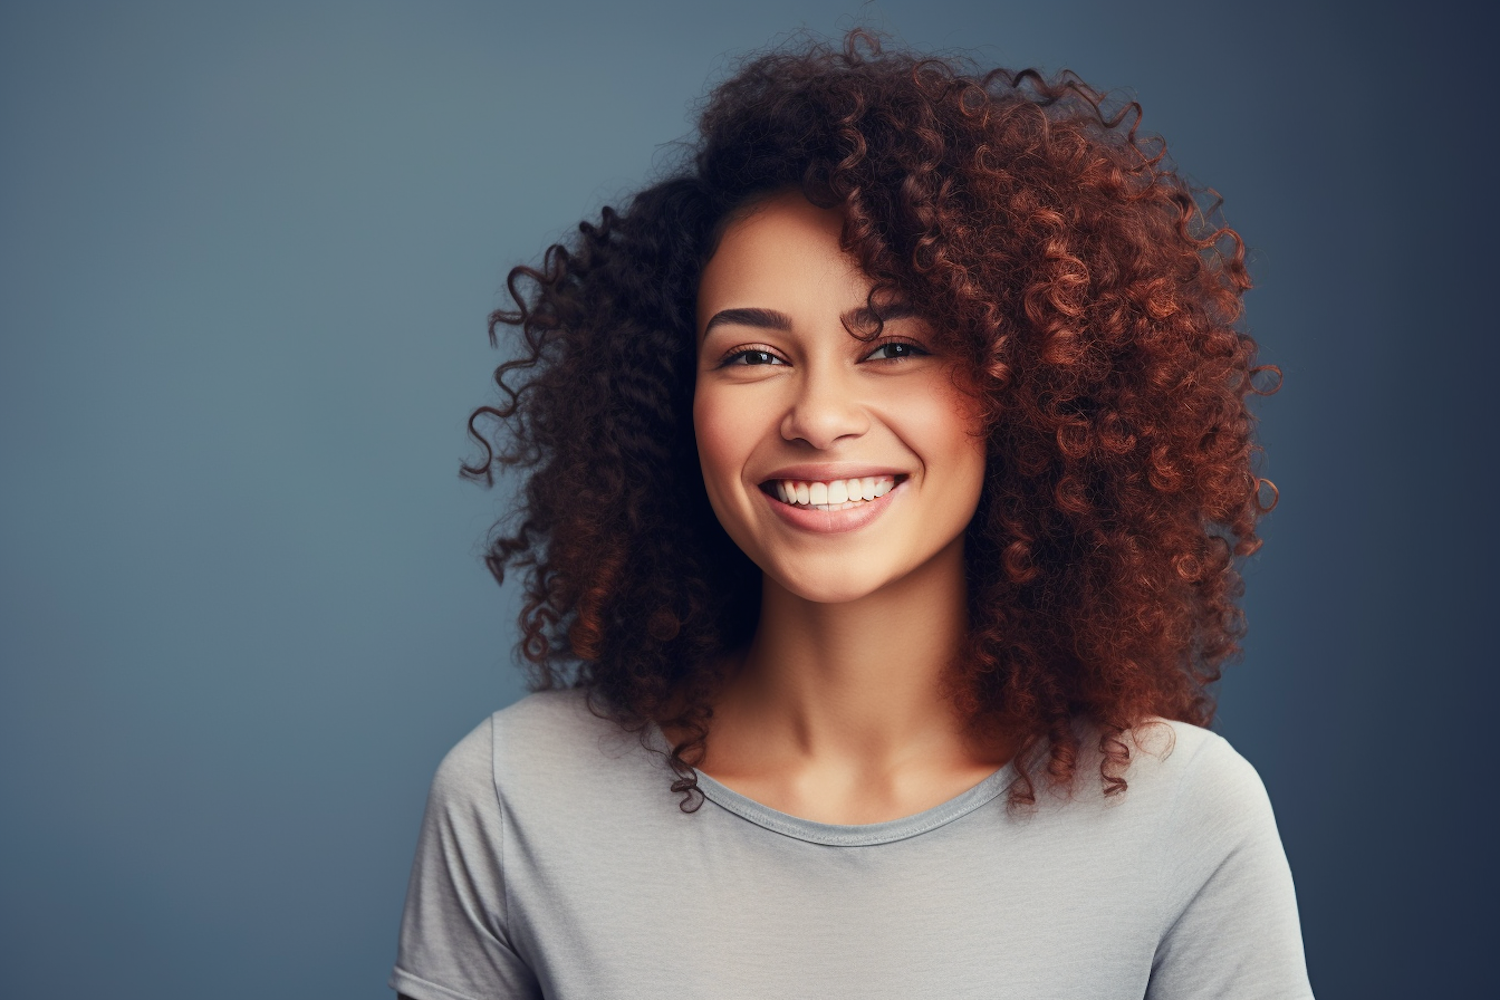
{"left": 764, "top": 475, "right": 902, "bottom": 510}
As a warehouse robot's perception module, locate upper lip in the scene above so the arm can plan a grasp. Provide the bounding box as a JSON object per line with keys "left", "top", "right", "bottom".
{"left": 758, "top": 464, "right": 909, "bottom": 483}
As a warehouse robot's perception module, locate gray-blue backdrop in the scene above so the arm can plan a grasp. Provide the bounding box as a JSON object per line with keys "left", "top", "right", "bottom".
{"left": 2, "top": 1, "right": 1493, "bottom": 996}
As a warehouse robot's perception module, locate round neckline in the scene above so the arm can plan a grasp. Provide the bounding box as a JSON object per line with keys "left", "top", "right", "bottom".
{"left": 645, "top": 723, "right": 1016, "bottom": 847}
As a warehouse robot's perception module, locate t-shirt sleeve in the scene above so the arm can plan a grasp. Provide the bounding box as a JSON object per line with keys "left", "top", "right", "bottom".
{"left": 1146, "top": 732, "right": 1315, "bottom": 1000}
{"left": 390, "top": 717, "right": 541, "bottom": 1000}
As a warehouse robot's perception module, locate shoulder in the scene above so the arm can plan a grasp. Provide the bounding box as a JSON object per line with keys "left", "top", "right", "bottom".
{"left": 1054, "top": 717, "right": 1270, "bottom": 809}
{"left": 1037, "top": 718, "right": 1278, "bottom": 851}
{"left": 487, "top": 687, "right": 649, "bottom": 782}
{"left": 1041, "top": 719, "right": 1280, "bottom": 846}
{"left": 424, "top": 688, "right": 594, "bottom": 792}
{"left": 490, "top": 685, "right": 629, "bottom": 746}
{"left": 1112, "top": 719, "right": 1289, "bottom": 889}
{"left": 1123, "top": 723, "right": 1313, "bottom": 995}
{"left": 1128, "top": 719, "right": 1276, "bottom": 830}
{"left": 428, "top": 687, "right": 672, "bottom": 822}
{"left": 433, "top": 686, "right": 626, "bottom": 769}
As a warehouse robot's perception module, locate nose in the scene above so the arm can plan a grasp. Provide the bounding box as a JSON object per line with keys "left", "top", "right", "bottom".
{"left": 780, "top": 365, "right": 870, "bottom": 450}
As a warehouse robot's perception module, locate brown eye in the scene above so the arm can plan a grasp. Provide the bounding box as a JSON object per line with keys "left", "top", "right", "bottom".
{"left": 866, "top": 341, "right": 927, "bottom": 361}
{"left": 726, "top": 349, "right": 784, "bottom": 366}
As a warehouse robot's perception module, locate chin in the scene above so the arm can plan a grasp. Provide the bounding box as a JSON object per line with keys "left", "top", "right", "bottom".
{"left": 763, "top": 559, "right": 903, "bottom": 606}
{"left": 781, "top": 580, "right": 883, "bottom": 606}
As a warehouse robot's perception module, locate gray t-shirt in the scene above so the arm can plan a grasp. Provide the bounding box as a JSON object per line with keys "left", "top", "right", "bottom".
{"left": 391, "top": 689, "right": 1312, "bottom": 999}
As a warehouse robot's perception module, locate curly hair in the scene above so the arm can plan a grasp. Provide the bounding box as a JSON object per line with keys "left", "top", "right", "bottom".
{"left": 462, "top": 31, "right": 1277, "bottom": 808}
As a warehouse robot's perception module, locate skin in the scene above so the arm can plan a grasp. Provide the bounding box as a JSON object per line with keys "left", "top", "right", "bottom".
{"left": 689, "top": 190, "right": 1009, "bottom": 825}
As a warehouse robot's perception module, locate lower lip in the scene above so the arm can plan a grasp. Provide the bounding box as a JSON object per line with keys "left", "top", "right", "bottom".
{"left": 761, "top": 481, "right": 903, "bottom": 534}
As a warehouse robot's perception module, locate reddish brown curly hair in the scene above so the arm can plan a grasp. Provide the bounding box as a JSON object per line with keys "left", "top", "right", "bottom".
{"left": 463, "top": 31, "right": 1277, "bottom": 808}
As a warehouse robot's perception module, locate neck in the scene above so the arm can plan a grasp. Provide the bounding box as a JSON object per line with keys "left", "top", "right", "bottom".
{"left": 713, "top": 535, "right": 975, "bottom": 772}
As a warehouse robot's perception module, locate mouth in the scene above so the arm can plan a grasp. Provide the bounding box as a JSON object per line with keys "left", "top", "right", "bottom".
{"left": 760, "top": 474, "right": 906, "bottom": 511}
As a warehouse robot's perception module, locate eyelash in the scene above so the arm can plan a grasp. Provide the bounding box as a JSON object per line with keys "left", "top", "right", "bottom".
{"left": 721, "top": 346, "right": 785, "bottom": 367}
{"left": 719, "top": 339, "right": 930, "bottom": 367}
{"left": 864, "top": 340, "right": 928, "bottom": 362}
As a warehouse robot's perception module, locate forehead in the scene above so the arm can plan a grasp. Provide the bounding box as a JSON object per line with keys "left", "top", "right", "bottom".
{"left": 696, "top": 192, "right": 873, "bottom": 333}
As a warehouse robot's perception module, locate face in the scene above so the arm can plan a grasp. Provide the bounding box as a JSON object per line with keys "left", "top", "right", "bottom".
{"left": 693, "top": 191, "right": 987, "bottom": 606}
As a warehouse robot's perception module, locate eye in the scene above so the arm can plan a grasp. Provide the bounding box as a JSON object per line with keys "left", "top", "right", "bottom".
{"left": 722, "top": 348, "right": 786, "bottom": 367}
{"left": 864, "top": 340, "right": 929, "bottom": 362}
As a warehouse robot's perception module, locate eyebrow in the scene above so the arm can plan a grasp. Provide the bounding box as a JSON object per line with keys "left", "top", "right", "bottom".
{"left": 701, "top": 307, "right": 792, "bottom": 336}
{"left": 844, "top": 301, "right": 917, "bottom": 330}
{"left": 701, "top": 301, "right": 918, "bottom": 338}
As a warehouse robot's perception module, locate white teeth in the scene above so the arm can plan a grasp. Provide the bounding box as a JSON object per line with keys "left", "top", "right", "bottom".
{"left": 770, "top": 475, "right": 899, "bottom": 509}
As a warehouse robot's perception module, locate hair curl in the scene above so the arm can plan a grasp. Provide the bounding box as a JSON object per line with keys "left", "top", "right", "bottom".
{"left": 463, "top": 31, "right": 1277, "bottom": 809}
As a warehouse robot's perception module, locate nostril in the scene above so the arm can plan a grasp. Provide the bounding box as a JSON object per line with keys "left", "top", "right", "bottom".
{"left": 779, "top": 411, "right": 871, "bottom": 448}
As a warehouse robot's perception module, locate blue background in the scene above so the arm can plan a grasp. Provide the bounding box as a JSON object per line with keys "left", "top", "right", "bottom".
{"left": 2, "top": 1, "right": 1493, "bottom": 996}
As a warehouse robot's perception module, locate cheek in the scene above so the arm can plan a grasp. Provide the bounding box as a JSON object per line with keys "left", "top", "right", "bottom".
{"left": 898, "top": 375, "right": 983, "bottom": 446}
{"left": 692, "top": 385, "right": 746, "bottom": 504}
{"left": 905, "top": 385, "right": 988, "bottom": 497}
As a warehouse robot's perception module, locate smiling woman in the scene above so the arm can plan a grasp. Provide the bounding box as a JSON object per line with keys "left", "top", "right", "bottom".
{"left": 694, "top": 191, "right": 987, "bottom": 612}
{"left": 392, "top": 30, "right": 1312, "bottom": 1000}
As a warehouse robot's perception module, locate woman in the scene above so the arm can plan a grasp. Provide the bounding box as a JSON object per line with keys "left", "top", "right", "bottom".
{"left": 392, "top": 32, "right": 1312, "bottom": 999}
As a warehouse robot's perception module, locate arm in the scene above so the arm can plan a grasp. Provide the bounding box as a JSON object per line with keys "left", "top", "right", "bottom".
{"left": 389, "top": 717, "right": 541, "bottom": 1000}
{"left": 1146, "top": 734, "right": 1314, "bottom": 999}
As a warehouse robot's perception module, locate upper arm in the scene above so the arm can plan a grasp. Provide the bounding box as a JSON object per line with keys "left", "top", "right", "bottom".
{"left": 1145, "top": 735, "right": 1314, "bottom": 999}
{"left": 389, "top": 717, "right": 542, "bottom": 1000}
